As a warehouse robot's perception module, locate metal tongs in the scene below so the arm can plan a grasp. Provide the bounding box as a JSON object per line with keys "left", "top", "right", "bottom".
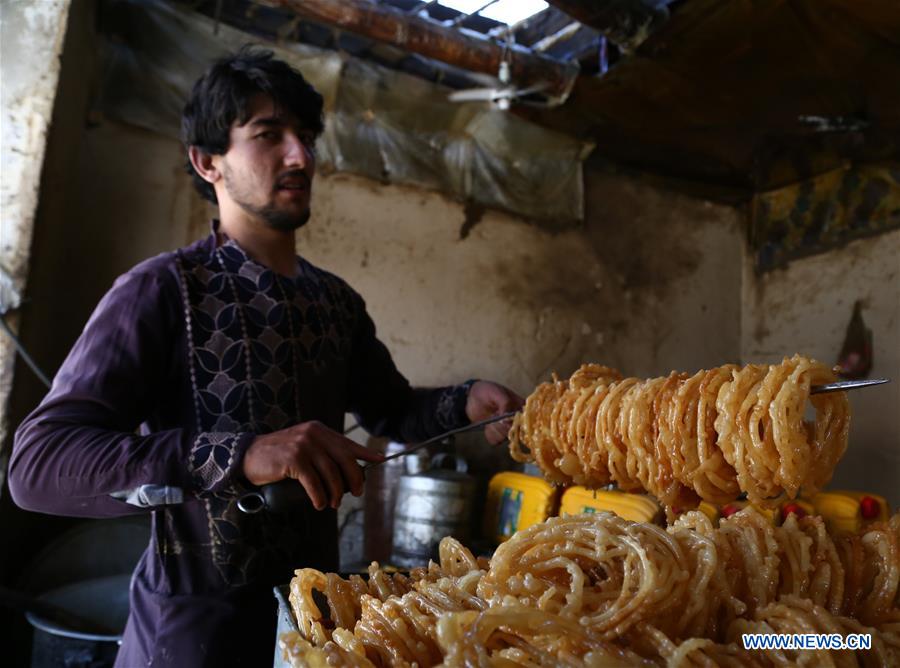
{"left": 237, "top": 411, "right": 517, "bottom": 514}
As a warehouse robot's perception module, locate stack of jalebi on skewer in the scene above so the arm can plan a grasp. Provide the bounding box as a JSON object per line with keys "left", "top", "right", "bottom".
{"left": 507, "top": 355, "right": 851, "bottom": 513}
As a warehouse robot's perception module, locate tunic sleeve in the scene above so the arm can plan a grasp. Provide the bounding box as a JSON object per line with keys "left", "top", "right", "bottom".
{"left": 8, "top": 263, "right": 254, "bottom": 518}
{"left": 345, "top": 293, "right": 476, "bottom": 444}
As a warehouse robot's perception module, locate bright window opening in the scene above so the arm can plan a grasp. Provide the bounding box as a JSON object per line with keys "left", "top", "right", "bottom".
{"left": 479, "top": 0, "right": 548, "bottom": 25}
{"left": 437, "top": 0, "right": 549, "bottom": 26}
{"left": 437, "top": 0, "right": 492, "bottom": 14}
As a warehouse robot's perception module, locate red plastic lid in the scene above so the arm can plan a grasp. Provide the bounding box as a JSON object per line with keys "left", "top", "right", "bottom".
{"left": 781, "top": 502, "right": 806, "bottom": 521}
{"left": 859, "top": 496, "right": 880, "bottom": 520}
{"left": 721, "top": 504, "right": 740, "bottom": 518}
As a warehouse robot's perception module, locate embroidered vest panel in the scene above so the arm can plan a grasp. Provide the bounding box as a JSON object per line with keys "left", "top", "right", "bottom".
{"left": 170, "top": 242, "right": 356, "bottom": 586}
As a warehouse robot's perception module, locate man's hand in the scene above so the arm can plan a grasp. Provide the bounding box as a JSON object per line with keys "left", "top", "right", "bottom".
{"left": 242, "top": 421, "right": 384, "bottom": 510}
{"left": 465, "top": 380, "right": 524, "bottom": 445}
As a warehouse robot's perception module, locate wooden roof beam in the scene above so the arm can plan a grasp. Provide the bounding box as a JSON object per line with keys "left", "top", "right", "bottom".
{"left": 270, "top": 0, "right": 579, "bottom": 100}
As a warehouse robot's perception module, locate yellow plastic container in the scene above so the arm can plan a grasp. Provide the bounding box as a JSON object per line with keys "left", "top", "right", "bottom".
{"left": 696, "top": 501, "right": 719, "bottom": 524}
{"left": 560, "top": 487, "right": 662, "bottom": 524}
{"left": 484, "top": 472, "right": 558, "bottom": 543}
{"left": 669, "top": 501, "right": 719, "bottom": 526}
{"left": 811, "top": 491, "right": 890, "bottom": 534}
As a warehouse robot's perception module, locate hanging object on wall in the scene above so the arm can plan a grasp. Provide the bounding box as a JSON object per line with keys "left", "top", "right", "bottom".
{"left": 836, "top": 301, "right": 873, "bottom": 380}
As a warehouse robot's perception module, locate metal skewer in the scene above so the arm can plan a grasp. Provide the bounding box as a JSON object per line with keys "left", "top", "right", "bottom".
{"left": 810, "top": 378, "right": 889, "bottom": 395}
{"left": 362, "top": 410, "right": 518, "bottom": 470}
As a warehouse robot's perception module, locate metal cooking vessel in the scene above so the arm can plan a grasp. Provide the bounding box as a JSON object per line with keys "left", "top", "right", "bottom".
{"left": 363, "top": 441, "right": 428, "bottom": 563}
{"left": 390, "top": 454, "right": 474, "bottom": 568}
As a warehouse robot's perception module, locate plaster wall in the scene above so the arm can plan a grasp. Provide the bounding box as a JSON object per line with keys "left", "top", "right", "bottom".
{"left": 0, "top": 0, "right": 71, "bottom": 470}
{"left": 583, "top": 171, "right": 744, "bottom": 378}
{"left": 741, "top": 230, "right": 900, "bottom": 507}
{"left": 299, "top": 170, "right": 744, "bottom": 397}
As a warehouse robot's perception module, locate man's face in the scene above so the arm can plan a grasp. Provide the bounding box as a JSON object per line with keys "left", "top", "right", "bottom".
{"left": 215, "top": 93, "right": 317, "bottom": 231}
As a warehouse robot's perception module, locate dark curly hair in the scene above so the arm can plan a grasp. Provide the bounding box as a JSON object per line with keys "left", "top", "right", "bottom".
{"left": 181, "top": 46, "right": 324, "bottom": 203}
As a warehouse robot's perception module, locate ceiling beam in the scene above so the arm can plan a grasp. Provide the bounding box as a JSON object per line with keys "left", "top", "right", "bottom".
{"left": 269, "top": 0, "right": 579, "bottom": 99}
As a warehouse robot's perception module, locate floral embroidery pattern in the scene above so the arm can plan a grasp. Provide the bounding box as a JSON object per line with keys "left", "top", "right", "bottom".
{"left": 189, "top": 432, "right": 245, "bottom": 496}
{"left": 175, "top": 241, "right": 357, "bottom": 585}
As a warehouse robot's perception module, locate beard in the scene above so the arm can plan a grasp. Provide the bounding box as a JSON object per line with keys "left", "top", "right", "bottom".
{"left": 223, "top": 164, "right": 311, "bottom": 231}
{"left": 236, "top": 199, "right": 311, "bottom": 232}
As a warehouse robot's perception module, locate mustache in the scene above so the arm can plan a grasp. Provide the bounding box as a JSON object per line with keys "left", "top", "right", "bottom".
{"left": 275, "top": 170, "right": 310, "bottom": 189}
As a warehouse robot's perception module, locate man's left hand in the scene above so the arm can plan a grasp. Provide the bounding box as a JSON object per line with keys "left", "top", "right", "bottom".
{"left": 465, "top": 380, "right": 524, "bottom": 445}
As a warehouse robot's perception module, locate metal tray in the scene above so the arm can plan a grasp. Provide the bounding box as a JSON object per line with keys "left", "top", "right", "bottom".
{"left": 273, "top": 585, "right": 298, "bottom": 668}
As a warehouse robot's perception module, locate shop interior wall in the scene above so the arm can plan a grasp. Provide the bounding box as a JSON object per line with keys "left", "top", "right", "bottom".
{"left": 295, "top": 166, "right": 744, "bottom": 394}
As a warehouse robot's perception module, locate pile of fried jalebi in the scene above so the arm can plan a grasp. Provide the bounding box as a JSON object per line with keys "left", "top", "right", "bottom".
{"left": 507, "top": 355, "right": 851, "bottom": 511}
{"left": 282, "top": 509, "right": 900, "bottom": 667}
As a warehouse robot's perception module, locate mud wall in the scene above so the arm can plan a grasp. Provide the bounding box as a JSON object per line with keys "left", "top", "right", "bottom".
{"left": 0, "top": 0, "right": 71, "bottom": 475}
{"left": 297, "top": 169, "right": 744, "bottom": 397}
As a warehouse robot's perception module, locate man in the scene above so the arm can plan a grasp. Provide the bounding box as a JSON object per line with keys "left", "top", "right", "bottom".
{"left": 9, "top": 48, "right": 522, "bottom": 667}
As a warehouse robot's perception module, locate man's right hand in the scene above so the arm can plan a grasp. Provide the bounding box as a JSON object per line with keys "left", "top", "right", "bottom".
{"left": 242, "top": 421, "right": 384, "bottom": 510}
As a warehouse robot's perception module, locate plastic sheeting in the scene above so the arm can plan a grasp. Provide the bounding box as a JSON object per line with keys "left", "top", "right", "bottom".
{"left": 97, "top": 0, "right": 592, "bottom": 223}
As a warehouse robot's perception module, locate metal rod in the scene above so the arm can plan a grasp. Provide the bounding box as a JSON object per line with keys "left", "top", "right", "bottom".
{"left": 363, "top": 410, "right": 517, "bottom": 470}
{"left": 0, "top": 314, "right": 52, "bottom": 389}
{"left": 810, "top": 378, "right": 890, "bottom": 395}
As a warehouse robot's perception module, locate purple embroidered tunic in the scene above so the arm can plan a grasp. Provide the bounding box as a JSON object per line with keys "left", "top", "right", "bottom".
{"left": 10, "top": 228, "right": 474, "bottom": 667}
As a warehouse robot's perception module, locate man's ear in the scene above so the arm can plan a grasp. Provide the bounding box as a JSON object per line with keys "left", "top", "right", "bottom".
{"left": 188, "top": 146, "right": 220, "bottom": 184}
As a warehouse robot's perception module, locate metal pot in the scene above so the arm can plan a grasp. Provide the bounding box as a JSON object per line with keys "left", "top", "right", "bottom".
{"left": 390, "top": 454, "right": 474, "bottom": 568}
{"left": 363, "top": 441, "right": 426, "bottom": 563}
{"left": 25, "top": 574, "right": 131, "bottom": 668}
